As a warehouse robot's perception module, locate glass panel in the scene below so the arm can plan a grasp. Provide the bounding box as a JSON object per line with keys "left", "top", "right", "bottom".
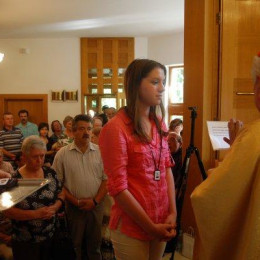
{"left": 118, "top": 83, "right": 124, "bottom": 93}
{"left": 169, "top": 115, "right": 183, "bottom": 122}
{"left": 118, "top": 68, "right": 125, "bottom": 78}
{"left": 103, "top": 84, "right": 112, "bottom": 94}
{"left": 104, "top": 89, "right": 112, "bottom": 94}
{"left": 88, "top": 84, "right": 98, "bottom": 94}
{"left": 169, "top": 67, "right": 184, "bottom": 104}
{"left": 91, "top": 88, "right": 98, "bottom": 94}
{"left": 101, "top": 98, "right": 117, "bottom": 109}
{"left": 88, "top": 68, "right": 97, "bottom": 79}
{"left": 103, "top": 68, "right": 113, "bottom": 79}
{"left": 84, "top": 96, "right": 87, "bottom": 114}
{"left": 92, "top": 100, "right": 97, "bottom": 108}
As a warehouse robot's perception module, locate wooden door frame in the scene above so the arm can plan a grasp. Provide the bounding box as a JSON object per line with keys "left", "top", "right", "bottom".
{"left": 181, "top": 0, "right": 221, "bottom": 241}
{"left": 0, "top": 94, "right": 48, "bottom": 122}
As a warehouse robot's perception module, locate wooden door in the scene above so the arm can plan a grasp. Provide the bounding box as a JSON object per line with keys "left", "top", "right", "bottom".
{"left": 0, "top": 94, "right": 48, "bottom": 128}
{"left": 220, "top": 0, "right": 260, "bottom": 122}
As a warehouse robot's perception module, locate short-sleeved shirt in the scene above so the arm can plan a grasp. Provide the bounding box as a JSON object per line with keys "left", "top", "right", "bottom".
{"left": 0, "top": 127, "right": 23, "bottom": 167}
{"left": 99, "top": 109, "right": 173, "bottom": 241}
{"left": 11, "top": 167, "right": 62, "bottom": 243}
{"left": 16, "top": 122, "right": 39, "bottom": 138}
{"left": 52, "top": 142, "right": 107, "bottom": 199}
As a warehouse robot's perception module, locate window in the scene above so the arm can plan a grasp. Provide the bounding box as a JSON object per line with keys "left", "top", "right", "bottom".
{"left": 169, "top": 66, "right": 184, "bottom": 103}
{"left": 167, "top": 65, "right": 184, "bottom": 125}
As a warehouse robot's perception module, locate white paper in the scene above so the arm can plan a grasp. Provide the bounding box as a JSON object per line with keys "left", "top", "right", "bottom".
{"left": 207, "top": 121, "right": 230, "bottom": 151}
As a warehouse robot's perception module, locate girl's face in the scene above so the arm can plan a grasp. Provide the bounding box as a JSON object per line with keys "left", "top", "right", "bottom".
{"left": 138, "top": 67, "right": 165, "bottom": 107}
{"left": 39, "top": 127, "right": 48, "bottom": 137}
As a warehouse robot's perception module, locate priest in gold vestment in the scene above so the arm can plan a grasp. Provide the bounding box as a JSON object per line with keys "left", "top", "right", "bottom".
{"left": 191, "top": 53, "right": 260, "bottom": 260}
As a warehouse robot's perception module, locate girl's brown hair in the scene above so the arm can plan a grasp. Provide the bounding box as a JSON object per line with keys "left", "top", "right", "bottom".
{"left": 124, "top": 59, "right": 166, "bottom": 142}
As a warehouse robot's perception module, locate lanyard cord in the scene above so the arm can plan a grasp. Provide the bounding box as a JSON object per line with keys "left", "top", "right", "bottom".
{"left": 148, "top": 135, "right": 163, "bottom": 171}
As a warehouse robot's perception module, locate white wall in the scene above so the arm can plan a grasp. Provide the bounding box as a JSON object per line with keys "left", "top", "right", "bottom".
{"left": 0, "top": 38, "right": 81, "bottom": 125}
{"left": 135, "top": 33, "right": 184, "bottom": 65}
{"left": 147, "top": 32, "right": 184, "bottom": 65}
{"left": 146, "top": 32, "right": 184, "bottom": 123}
{"left": 135, "top": 37, "right": 148, "bottom": 59}
{"left": 0, "top": 34, "right": 183, "bottom": 126}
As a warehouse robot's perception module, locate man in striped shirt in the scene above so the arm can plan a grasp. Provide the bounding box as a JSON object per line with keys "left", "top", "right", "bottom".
{"left": 0, "top": 112, "right": 23, "bottom": 168}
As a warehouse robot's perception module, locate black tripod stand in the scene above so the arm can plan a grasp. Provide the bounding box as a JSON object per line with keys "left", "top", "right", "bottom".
{"left": 170, "top": 107, "right": 207, "bottom": 260}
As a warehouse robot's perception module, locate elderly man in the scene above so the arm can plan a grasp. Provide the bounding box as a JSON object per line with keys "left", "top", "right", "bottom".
{"left": 191, "top": 53, "right": 260, "bottom": 259}
{"left": 52, "top": 114, "right": 107, "bottom": 260}
{"left": 0, "top": 112, "right": 23, "bottom": 168}
{"left": 16, "top": 109, "right": 38, "bottom": 138}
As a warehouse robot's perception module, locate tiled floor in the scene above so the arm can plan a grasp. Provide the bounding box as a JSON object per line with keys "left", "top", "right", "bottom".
{"left": 163, "top": 251, "right": 190, "bottom": 260}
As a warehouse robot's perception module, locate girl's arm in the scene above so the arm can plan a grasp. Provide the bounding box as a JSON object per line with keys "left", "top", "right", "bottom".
{"left": 164, "top": 167, "right": 177, "bottom": 225}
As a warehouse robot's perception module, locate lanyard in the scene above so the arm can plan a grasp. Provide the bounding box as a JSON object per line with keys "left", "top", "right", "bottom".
{"left": 148, "top": 135, "right": 162, "bottom": 171}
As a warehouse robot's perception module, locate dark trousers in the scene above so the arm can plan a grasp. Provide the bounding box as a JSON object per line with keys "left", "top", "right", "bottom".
{"left": 66, "top": 202, "right": 104, "bottom": 260}
{"left": 12, "top": 239, "right": 54, "bottom": 260}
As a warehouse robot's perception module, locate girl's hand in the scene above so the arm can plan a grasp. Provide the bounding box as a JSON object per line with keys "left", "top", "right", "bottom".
{"left": 164, "top": 212, "right": 177, "bottom": 226}
{"left": 151, "top": 223, "right": 176, "bottom": 241}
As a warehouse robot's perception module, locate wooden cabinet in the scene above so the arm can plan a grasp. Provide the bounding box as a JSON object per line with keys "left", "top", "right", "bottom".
{"left": 80, "top": 38, "right": 134, "bottom": 114}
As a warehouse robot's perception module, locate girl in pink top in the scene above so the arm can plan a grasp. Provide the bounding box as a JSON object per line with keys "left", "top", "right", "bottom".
{"left": 99, "top": 59, "right": 177, "bottom": 260}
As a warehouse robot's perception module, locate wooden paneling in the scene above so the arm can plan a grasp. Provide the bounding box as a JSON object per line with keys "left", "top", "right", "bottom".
{"left": 0, "top": 94, "right": 48, "bottom": 128}
{"left": 182, "top": 0, "right": 221, "bottom": 255}
{"left": 183, "top": 0, "right": 260, "bottom": 256}
{"left": 220, "top": 0, "right": 260, "bottom": 122}
{"left": 81, "top": 38, "right": 134, "bottom": 113}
